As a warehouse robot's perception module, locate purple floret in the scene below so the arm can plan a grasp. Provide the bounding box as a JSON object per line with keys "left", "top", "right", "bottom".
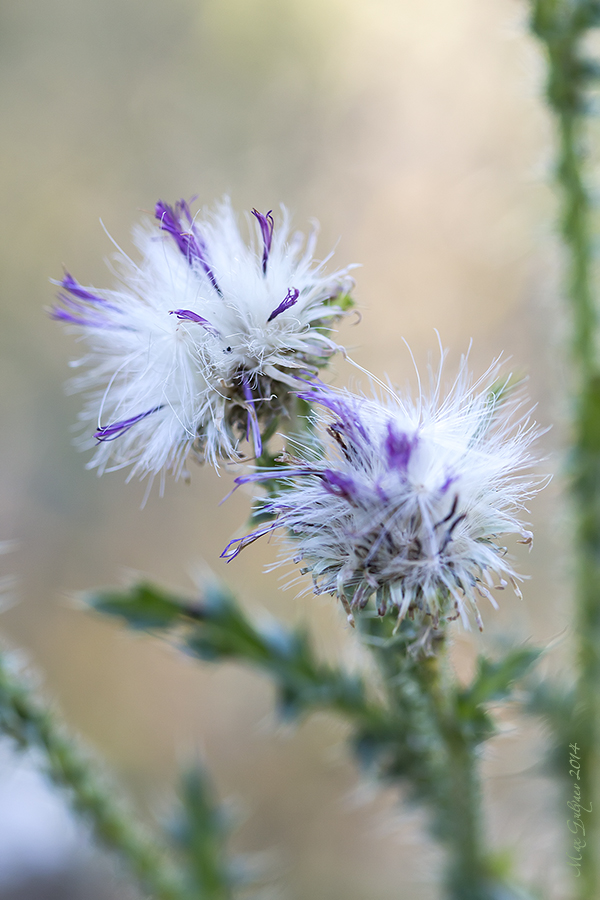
{"left": 385, "top": 423, "right": 417, "bottom": 472}
{"left": 267, "top": 287, "right": 300, "bottom": 322}
{"left": 155, "top": 200, "right": 222, "bottom": 296}
{"left": 251, "top": 208, "right": 274, "bottom": 275}
{"left": 51, "top": 306, "right": 111, "bottom": 329}
{"left": 60, "top": 272, "right": 109, "bottom": 304}
{"left": 320, "top": 469, "right": 357, "bottom": 501}
{"left": 439, "top": 473, "right": 456, "bottom": 495}
{"left": 241, "top": 377, "right": 262, "bottom": 457}
{"left": 296, "top": 384, "right": 369, "bottom": 443}
{"left": 95, "top": 406, "right": 163, "bottom": 442}
{"left": 221, "top": 522, "right": 279, "bottom": 562}
{"left": 51, "top": 274, "right": 124, "bottom": 328}
{"left": 169, "top": 309, "right": 220, "bottom": 337}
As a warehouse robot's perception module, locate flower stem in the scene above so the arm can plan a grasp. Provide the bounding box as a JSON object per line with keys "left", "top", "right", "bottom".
{"left": 423, "top": 650, "right": 491, "bottom": 900}
{"left": 361, "top": 616, "right": 508, "bottom": 900}
{"left": 0, "top": 653, "right": 189, "bottom": 900}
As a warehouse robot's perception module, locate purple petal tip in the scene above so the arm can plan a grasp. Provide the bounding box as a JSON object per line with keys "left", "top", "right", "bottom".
{"left": 95, "top": 406, "right": 163, "bottom": 442}
{"left": 252, "top": 208, "right": 275, "bottom": 274}
{"left": 268, "top": 287, "right": 300, "bottom": 322}
{"left": 155, "top": 199, "right": 222, "bottom": 296}
{"left": 169, "top": 309, "right": 220, "bottom": 337}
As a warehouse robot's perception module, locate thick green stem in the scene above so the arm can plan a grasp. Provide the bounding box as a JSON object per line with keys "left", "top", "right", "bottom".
{"left": 0, "top": 654, "right": 189, "bottom": 900}
{"left": 424, "top": 652, "right": 491, "bottom": 900}
{"left": 442, "top": 738, "right": 487, "bottom": 899}
{"left": 362, "top": 617, "right": 501, "bottom": 900}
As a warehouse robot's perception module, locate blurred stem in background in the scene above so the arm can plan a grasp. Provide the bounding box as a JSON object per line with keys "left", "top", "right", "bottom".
{"left": 531, "top": 1, "right": 600, "bottom": 897}
{"left": 0, "top": 652, "right": 188, "bottom": 900}
{"left": 0, "top": 651, "right": 234, "bottom": 900}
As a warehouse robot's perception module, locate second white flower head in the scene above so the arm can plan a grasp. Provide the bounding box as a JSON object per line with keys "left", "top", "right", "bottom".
{"left": 224, "top": 354, "right": 544, "bottom": 630}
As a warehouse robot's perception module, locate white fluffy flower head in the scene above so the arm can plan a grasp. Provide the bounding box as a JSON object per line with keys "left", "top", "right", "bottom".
{"left": 52, "top": 199, "right": 355, "bottom": 482}
{"left": 223, "top": 355, "right": 545, "bottom": 629}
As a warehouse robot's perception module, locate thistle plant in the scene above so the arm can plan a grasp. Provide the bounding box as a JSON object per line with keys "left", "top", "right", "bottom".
{"left": 2, "top": 49, "right": 590, "bottom": 895}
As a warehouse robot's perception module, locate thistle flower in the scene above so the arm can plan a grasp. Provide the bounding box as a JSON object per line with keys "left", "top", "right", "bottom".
{"left": 222, "top": 356, "right": 544, "bottom": 629}
{"left": 52, "top": 199, "right": 355, "bottom": 481}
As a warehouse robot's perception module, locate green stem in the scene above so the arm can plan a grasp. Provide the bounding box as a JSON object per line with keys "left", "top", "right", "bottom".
{"left": 530, "top": 3, "right": 600, "bottom": 894}
{"left": 362, "top": 617, "right": 499, "bottom": 900}
{"left": 0, "top": 653, "right": 189, "bottom": 900}
{"left": 572, "top": 379, "right": 600, "bottom": 898}
{"left": 175, "top": 769, "right": 233, "bottom": 900}
{"left": 424, "top": 652, "right": 491, "bottom": 900}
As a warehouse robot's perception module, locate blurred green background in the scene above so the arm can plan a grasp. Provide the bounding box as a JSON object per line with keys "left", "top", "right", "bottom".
{"left": 0, "top": 0, "right": 572, "bottom": 898}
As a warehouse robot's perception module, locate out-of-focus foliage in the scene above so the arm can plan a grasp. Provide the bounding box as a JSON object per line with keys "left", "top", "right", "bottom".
{"left": 88, "top": 581, "right": 382, "bottom": 724}
{"left": 0, "top": 649, "right": 269, "bottom": 900}
{"left": 0, "top": 652, "right": 186, "bottom": 900}
{"left": 88, "top": 580, "right": 541, "bottom": 899}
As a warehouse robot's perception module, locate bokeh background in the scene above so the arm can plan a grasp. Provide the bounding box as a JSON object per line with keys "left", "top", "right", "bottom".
{"left": 0, "top": 1, "right": 574, "bottom": 897}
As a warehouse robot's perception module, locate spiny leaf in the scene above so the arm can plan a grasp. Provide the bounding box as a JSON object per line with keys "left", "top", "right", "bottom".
{"left": 87, "top": 582, "right": 187, "bottom": 630}
{"left": 460, "top": 647, "right": 541, "bottom": 710}
{"left": 87, "top": 579, "right": 381, "bottom": 727}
